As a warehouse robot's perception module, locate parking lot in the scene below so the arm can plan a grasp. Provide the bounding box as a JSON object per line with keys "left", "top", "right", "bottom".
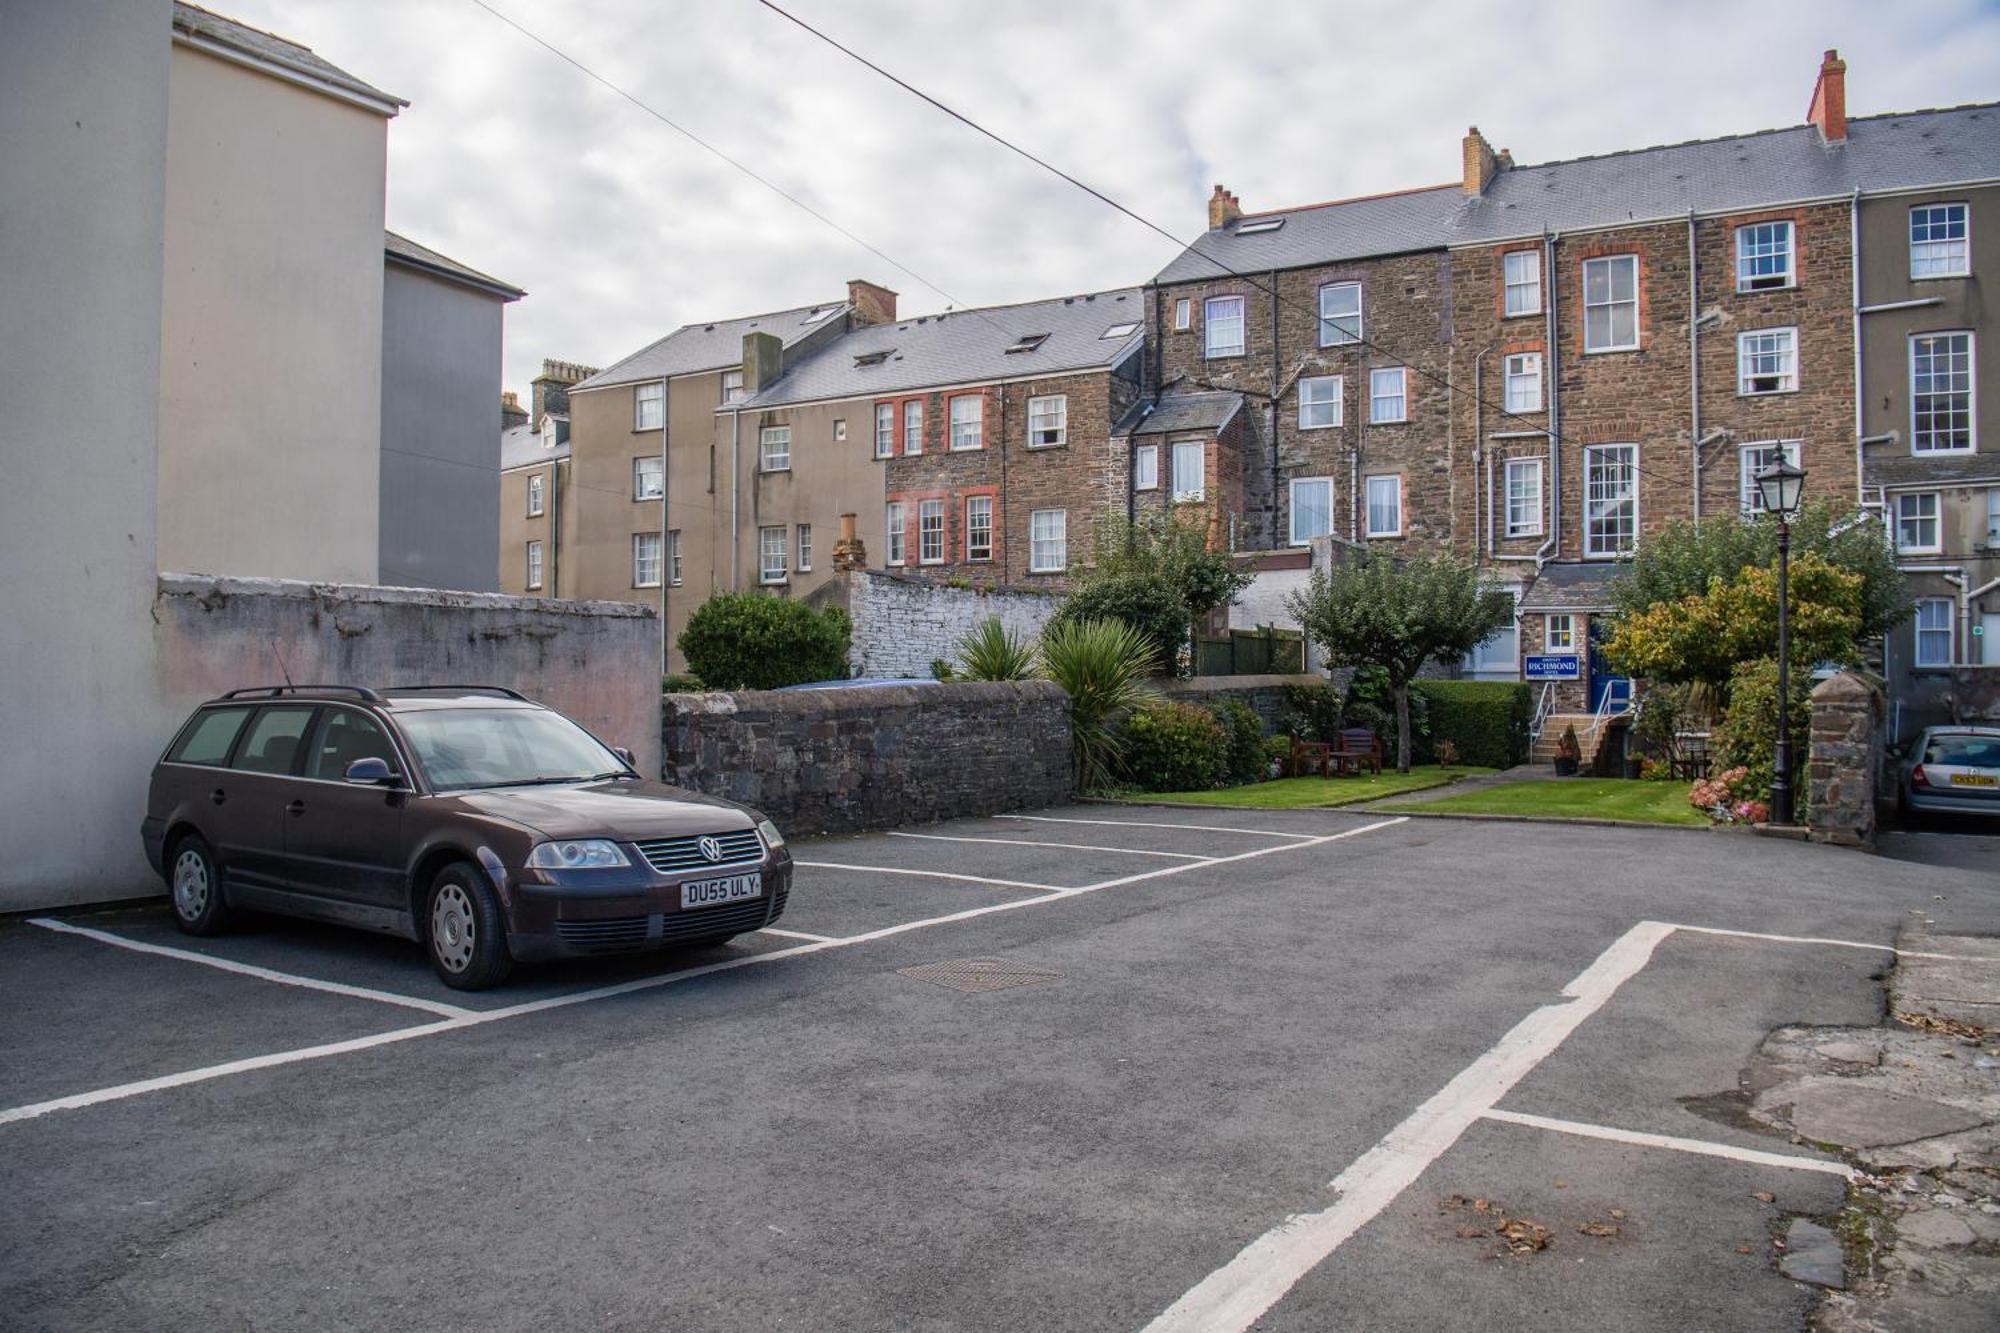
{"left": 3, "top": 805, "right": 1995, "bottom": 1331}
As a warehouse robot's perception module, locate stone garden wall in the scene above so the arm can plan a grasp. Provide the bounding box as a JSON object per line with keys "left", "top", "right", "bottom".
{"left": 1157, "top": 675, "right": 1328, "bottom": 731}
{"left": 813, "top": 570, "right": 1060, "bottom": 679}
{"left": 662, "top": 680, "right": 1072, "bottom": 836}
{"left": 1807, "top": 669, "right": 1886, "bottom": 848}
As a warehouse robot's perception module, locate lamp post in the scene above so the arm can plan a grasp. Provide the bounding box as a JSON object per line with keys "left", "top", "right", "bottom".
{"left": 1754, "top": 458, "right": 1808, "bottom": 825}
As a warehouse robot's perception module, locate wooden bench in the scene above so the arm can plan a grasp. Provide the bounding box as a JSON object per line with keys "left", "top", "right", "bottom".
{"left": 1331, "top": 727, "right": 1383, "bottom": 776}
{"left": 1288, "top": 735, "right": 1334, "bottom": 778}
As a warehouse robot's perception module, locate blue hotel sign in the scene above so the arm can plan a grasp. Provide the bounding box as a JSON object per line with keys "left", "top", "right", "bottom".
{"left": 1524, "top": 654, "right": 1582, "bottom": 681}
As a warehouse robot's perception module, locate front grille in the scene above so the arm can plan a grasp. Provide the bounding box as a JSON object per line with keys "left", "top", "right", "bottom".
{"left": 662, "top": 883, "right": 789, "bottom": 943}
{"left": 555, "top": 915, "right": 650, "bottom": 952}
{"left": 633, "top": 827, "right": 765, "bottom": 875}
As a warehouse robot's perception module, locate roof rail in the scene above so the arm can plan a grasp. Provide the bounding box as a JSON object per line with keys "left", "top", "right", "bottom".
{"left": 218, "top": 685, "right": 384, "bottom": 702}
{"left": 379, "top": 685, "right": 532, "bottom": 701}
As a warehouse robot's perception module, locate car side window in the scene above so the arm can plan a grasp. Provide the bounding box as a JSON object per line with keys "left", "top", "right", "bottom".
{"left": 231, "top": 706, "right": 318, "bottom": 776}
{"left": 166, "top": 707, "right": 253, "bottom": 767}
{"left": 306, "top": 708, "right": 399, "bottom": 781}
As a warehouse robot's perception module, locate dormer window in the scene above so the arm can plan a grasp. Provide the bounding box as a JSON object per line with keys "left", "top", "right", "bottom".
{"left": 1004, "top": 333, "right": 1050, "bottom": 354}
{"left": 1235, "top": 217, "right": 1284, "bottom": 234}
{"left": 1101, "top": 322, "right": 1140, "bottom": 339}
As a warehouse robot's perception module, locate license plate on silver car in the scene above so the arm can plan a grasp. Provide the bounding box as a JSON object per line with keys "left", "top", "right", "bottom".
{"left": 681, "top": 873, "right": 762, "bottom": 910}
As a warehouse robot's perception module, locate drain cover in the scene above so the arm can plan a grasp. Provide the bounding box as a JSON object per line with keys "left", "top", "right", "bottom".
{"left": 896, "top": 957, "right": 1065, "bottom": 994}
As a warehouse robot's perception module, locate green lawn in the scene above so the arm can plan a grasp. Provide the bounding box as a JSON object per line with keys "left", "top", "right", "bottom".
{"left": 1401, "top": 778, "right": 1708, "bottom": 826}
{"left": 1115, "top": 766, "right": 1496, "bottom": 810}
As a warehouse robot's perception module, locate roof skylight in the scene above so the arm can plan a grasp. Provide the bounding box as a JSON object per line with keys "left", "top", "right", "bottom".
{"left": 1101, "top": 322, "right": 1141, "bottom": 339}
{"left": 1235, "top": 217, "right": 1285, "bottom": 234}
{"left": 853, "top": 349, "right": 893, "bottom": 367}
{"left": 1004, "top": 332, "right": 1051, "bottom": 354}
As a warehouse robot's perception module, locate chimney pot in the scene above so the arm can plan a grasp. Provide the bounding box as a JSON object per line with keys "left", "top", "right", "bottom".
{"left": 1807, "top": 48, "right": 1848, "bottom": 143}
{"left": 1208, "top": 184, "right": 1243, "bottom": 230}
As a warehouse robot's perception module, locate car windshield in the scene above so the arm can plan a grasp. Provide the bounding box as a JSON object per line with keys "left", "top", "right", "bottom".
{"left": 1924, "top": 735, "right": 2000, "bottom": 768}
{"left": 396, "top": 707, "right": 627, "bottom": 792}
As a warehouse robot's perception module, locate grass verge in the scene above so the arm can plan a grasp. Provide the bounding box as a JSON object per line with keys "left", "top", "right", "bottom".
{"left": 1112, "top": 766, "right": 1496, "bottom": 810}
{"left": 1400, "top": 777, "right": 1707, "bottom": 826}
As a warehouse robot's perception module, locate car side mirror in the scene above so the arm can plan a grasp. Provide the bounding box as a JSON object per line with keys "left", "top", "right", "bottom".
{"left": 613, "top": 746, "right": 635, "bottom": 767}
{"left": 344, "top": 757, "right": 400, "bottom": 786}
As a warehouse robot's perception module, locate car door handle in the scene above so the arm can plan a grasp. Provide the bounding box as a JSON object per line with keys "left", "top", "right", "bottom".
{"left": 285, "top": 800, "right": 306, "bottom": 817}
{"left": 210, "top": 788, "right": 227, "bottom": 806}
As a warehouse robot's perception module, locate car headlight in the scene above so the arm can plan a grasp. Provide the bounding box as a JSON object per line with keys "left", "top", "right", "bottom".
{"left": 527, "top": 839, "right": 630, "bottom": 869}
{"left": 756, "top": 819, "right": 786, "bottom": 850}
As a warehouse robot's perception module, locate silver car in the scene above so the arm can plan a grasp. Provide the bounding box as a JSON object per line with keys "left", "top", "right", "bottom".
{"left": 1902, "top": 726, "right": 2000, "bottom": 817}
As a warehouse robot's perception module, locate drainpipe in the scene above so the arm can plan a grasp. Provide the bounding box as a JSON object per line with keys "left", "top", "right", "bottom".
{"left": 549, "top": 459, "right": 562, "bottom": 597}
{"left": 659, "top": 387, "right": 670, "bottom": 674}
{"left": 1850, "top": 187, "right": 1865, "bottom": 503}
{"left": 729, "top": 406, "right": 741, "bottom": 588}
{"left": 1269, "top": 268, "right": 1281, "bottom": 548}
{"left": 1687, "top": 211, "right": 1702, "bottom": 520}
{"left": 1543, "top": 228, "right": 1561, "bottom": 561}
{"left": 1473, "top": 343, "right": 1494, "bottom": 557}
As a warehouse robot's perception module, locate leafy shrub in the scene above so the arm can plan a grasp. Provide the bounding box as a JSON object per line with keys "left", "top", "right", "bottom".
{"left": 1049, "top": 572, "right": 1191, "bottom": 676}
{"left": 1347, "top": 666, "right": 1429, "bottom": 753}
{"left": 1408, "top": 680, "right": 1531, "bottom": 768}
{"left": 1121, "top": 699, "right": 1229, "bottom": 792}
{"left": 1689, "top": 766, "right": 1768, "bottom": 824}
{"left": 1205, "top": 699, "right": 1267, "bottom": 785}
{"left": 1038, "top": 617, "right": 1157, "bottom": 791}
{"left": 1262, "top": 734, "right": 1295, "bottom": 775}
{"left": 930, "top": 659, "right": 956, "bottom": 681}
{"left": 1712, "top": 658, "right": 1814, "bottom": 820}
{"left": 1343, "top": 699, "right": 1395, "bottom": 741}
{"left": 1434, "top": 739, "right": 1460, "bottom": 767}
{"left": 677, "top": 593, "right": 851, "bottom": 691}
{"left": 955, "top": 617, "right": 1037, "bottom": 681}
{"left": 662, "top": 673, "right": 706, "bottom": 693}
{"left": 1278, "top": 682, "right": 1343, "bottom": 742}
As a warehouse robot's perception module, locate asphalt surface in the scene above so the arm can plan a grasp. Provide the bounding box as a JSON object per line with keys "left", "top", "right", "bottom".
{"left": 2, "top": 807, "right": 1995, "bottom": 1332}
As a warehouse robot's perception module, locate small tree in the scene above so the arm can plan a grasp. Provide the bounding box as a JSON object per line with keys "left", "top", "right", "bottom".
{"left": 677, "top": 592, "right": 851, "bottom": 691}
{"left": 1062, "top": 510, "right": 1254, "bottom": 674}
{"left": 1285, "top": 551, "right": 1513, "bottom": 773}
{"left": 1604, "top": 554, "right": 1864, "bottom": 693}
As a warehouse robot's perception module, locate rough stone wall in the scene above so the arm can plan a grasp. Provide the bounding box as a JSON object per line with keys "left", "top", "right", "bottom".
{"left": 1157, "top": 674, "right": 1327, "bottom": 730}
{"left": 830, "top": 569, "right": 1060, "bottom": 678}
{"left": 1808, "top": 669, "right": 1885, "bottom": 847}
{"left": 662, "top": 681, "right": 1073, "bottom": 836}
{"left": 154, "top": 574, "right": 662, "bottom": 775}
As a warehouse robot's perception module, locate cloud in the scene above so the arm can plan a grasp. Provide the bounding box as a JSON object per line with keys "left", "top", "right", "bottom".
{"left": 217, "top": 0, "right": 2000, "bottom": 397}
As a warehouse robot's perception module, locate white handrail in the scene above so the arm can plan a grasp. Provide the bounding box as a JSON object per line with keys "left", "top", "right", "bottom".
{"left": 1529, "top": 681, "right": 1556, "bottom": 742}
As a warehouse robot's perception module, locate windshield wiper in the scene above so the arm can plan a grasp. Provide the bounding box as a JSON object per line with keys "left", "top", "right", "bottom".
{"left": 583, "top": 771, "right": 632, "bottom": 782}
{"left": 477, "top": 775, "right": 591, "bottom": 789}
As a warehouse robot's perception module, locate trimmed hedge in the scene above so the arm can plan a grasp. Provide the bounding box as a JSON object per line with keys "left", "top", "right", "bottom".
{"left": 1121, "top": 698, "right": 1228, "bottom": 792}
{"left": 1409, "top": 680, "right": 1532, "bottom": 768}
{"left": 677, "top": 592, "right": 852, "bottom": 691}
{"left": 1206, "top": 699, "right": 1267, "bottom": 785}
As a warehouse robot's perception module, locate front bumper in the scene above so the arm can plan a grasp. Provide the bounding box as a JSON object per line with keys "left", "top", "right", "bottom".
{"left": 500, "top": 852, "right": 793, "bottom": 962}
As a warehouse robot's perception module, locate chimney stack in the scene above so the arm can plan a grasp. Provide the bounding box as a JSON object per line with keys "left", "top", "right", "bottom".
{"left": 530, "top": 357, "right": 598, "bottom": 426}
{"left": 831, "top": 512, "right": 868, "bottom": 572}
{"left": 501, "top": 390, "right": 527, "bottom": 430}
{"left": 1807, "top": 49, "right": 1847, "bottom": 144}
{"left": 847, "top": 279, "right": 898, "bottom": 327}
{"left": 1208, "top": 184, "right": 1242, "bottom": 230}
{"left": 1462, "top": 127, "right": 1501, "bottom": 195}
{"left": 742, "top": 331, "right": 783, "bottom": 394}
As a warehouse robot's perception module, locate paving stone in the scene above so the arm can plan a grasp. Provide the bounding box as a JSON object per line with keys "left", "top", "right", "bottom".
{"left": 1780, "top": 1219, "right": 1847, "bottom": 1289}
{"left": 1790, "top": 1085, "right": 1988, "bottom": 1148}
{"left": 1901, "top": 1210, "right": 1979, "bottom": 1249}
{"left": 1817, "top": 1041, "right": 1881, "bottom": 1066}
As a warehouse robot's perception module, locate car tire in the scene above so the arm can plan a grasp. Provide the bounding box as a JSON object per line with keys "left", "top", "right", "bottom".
{"left": 167, "top": 833, "right": 233, "bottom": 936}
{"left": 425, "top": 861, "right": 513, "bottom": 991}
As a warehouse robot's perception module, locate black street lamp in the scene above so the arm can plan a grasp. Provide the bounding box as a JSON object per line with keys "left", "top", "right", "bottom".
{"left": 1754, "top": 458, "right": 1809, "bottom": 825}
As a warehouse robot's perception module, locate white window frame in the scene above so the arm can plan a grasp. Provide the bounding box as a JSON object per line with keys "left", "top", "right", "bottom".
{"left": 949, "top": 395, "right": 983, "bottom": 451}
{"left": 1582, "top": 254, "right": 1640, "bottom": 353}
{"left": 1734, "top": 220, "right": 1795, "bottom": 291}
{"left": 720, "top": 370, "right": 746, "bottom": 404}
{"left": 1029, "top": 509, "right": 1067, "bottom": 573}
{"left": 1545, "top": 613, "right": 1575, "bottom": 653}
{"left": 1027, "top": 394, "right": 1067, "bottom": 448}
{"left": 874, "top": 403, "right": 895, "bottom": 458}
{"left": 1738, "top": 440, "right": 1802, "bottom": 516}
{"left": 965, "top": 495, "right": 993, "bottom": 562}
{"left": 759, "top": 425, "right": 791, "bottom": 473}
{"left": 1317, "top": 281, "right": 1362, "bottom": 346}
{"left": 1988, "top": 487, "right": 2000, "bottom": 545}
{"left": 1504, "top": 457, "right": 1544, "bottom": 538}
{"left": 1895, "top": 491, "right": 1941, "bottom": 554}
{"left": 1369, "top": 366, "right": 1406, "bottom": 424}
{"left": 1204, "top": 295, "right": 1245, "bottom": 358}
{"left": 667, "top": 529, "right": 682, "bottom": 586}
{"left": 885, "top": 501, "right": 906, "bottom": 566}
{"left": 632, "top": 532, "right": 662, "bottom": 588}
{"left": 525, "top": 540, "right": 543, "bottom": 590}
{"left": 1915, "top": 597, "right": 1954, "bottom": 667}
{"left": 904, "top": 399, "right": 924, "bottom": 455}
{"left": 1364, "top": 474, "right": 1403, "bottom": 538}
{"left": 758, "top": 525, "right": 788, "bottom": 584}
{"left": 1737, "top": 327, "right": 1799, "bottom": 395}
{"left": 1133, "top": 444, "right": 1159, "bottom": 491}
{"left": 1503, "top": 250, "right": 1542, "bottom": 317}
{"left": 633, "top": 454, "right": 664, "bottom": 500}
{"left": 526, "top": 472, "right": 544, "bottom": 518}
{"left": 796, "top": 523, "right": 813, "bottom": 572}
{"left": 918, "top": 499, "right": 945, "bottom": 565}
{"left": 1173, "top": 297, "right": 1192, "bottom": 331}
{"left": 634, "top": 381, "right": 664, "bottom": 430}
{"left": 1910, "top": 203, "right": 1970, "bottom": 280}
{"left": 1584, "top": 443, "right": 1639, "bottom": 558}
{"left": 1503, "top": 353, "right": 1542, "bottom": 413}
{"left": 1298, "top": 375, "right": 1342, "bottom": 429}
{"left": 1171, "top": 440, "right": 1205, "bottom": 502}
{"left": 1910, "top": 331, "right": 1975, "bottom": 454}
{"left": 1289, "top": 476, "right": 1333, "bottom": 546}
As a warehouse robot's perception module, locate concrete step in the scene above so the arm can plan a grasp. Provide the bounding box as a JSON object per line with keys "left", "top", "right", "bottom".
{"left": 1530, "top": 715, "right": 1616, "bottom": 763}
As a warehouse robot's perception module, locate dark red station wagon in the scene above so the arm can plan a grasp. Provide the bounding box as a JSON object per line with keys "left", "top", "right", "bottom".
{"left": 142, "top": 685, "right": 792, "bottom": 989}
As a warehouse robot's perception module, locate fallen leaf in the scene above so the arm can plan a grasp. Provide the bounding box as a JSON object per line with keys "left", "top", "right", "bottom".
{"left": 1752, "top": 1191, "right": 1775, "bottom": 1204}
{"left": 1497, "top": 1217, "right": 1551, "bottom": 1254}
{"left": 1578, "top": 1222, "right": 1621, "bottom": 1238}
{"left": 1609, "top": 1209, "right": 1627, "bottom": 1220}
{"left": 1455, "top": 1228, "right": 1489, "bottom": 1239}
{"left": 1553, "top": 1178, "right": 1569, "bottom": 1189}
{"left": 1897, "top": 1011, "right": 1988, "bottom": 1040}
{"left": 1736, "top": 1245, "right": 1754, "bottom": 1255}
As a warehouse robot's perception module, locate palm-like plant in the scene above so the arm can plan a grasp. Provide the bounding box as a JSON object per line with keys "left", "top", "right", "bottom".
{"left": 955, "top": 616, "right": 1037, "bottom": 681}
{"left": 1037, "top": 617, "right": 1156, "bottom": 790}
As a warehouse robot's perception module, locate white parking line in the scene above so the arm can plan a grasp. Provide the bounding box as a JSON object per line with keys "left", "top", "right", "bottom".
{"left": 25, "top": 918, "right": 473, "bottom": 1020}
{"left": 1664, "top": 923, "right": 1990, "bottom": 961}
{"left": 1481, "top": 1109, "right": 1854, "bottom": 1178}
{"left": 793, "top": 860, "right": 1069, "bottom": 893}
{"left": 888, "top": 831, "right": 1211, "bottom": 861}
{"left": 2, "top": 818, "right": 1407, "bottom": 1129}
{"left": 998, "top": 814, "right": 1320, "bottom": 840}
{"left": 758, "top": 927, "right": 836, "bottom": 943}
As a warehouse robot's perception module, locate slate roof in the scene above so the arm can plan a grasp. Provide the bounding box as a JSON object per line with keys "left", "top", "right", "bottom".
{"left": 574, "top": 302, "right": 850, "bottom": 392}
{"left": 1155, "top": 103, "right": 2000, "bottom": 283}
{"left": 171, "top": 3, "right": 405, "bottom": 110}
{"left": 1518, "top": 561, "right": 1624, "bottom": 613}
{"left": 501, "top": 422, "right": 568, "bottom": 471}
{"left": 384, "top": 231, "right": 524, "bottom": 301}
{"left": 738, "top": 289, "right": 1147, "bottom": 410}
{"left": 1115, "top": 390, "right": 1247, "bottom": 437}
{"left": 1869, "top": 454, "right": 2000, "bottom": 488}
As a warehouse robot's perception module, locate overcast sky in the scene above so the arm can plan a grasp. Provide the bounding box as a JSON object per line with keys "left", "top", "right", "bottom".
{"left": 220, "top": 0, "right": 2000, "bottom": 398}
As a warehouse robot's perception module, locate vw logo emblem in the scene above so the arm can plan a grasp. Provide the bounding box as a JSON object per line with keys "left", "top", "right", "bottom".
{"left": 697, "top": 835, "right": 723, "bottom": 862}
